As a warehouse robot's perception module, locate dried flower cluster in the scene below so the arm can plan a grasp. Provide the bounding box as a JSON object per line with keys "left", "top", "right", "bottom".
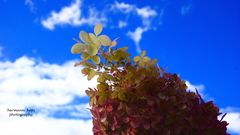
{"left": 71, "top": 24, "right": 229, "bottom": 135}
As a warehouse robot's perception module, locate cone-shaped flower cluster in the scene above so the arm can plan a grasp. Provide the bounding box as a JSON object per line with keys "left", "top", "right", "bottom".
{"left": 71, "top": 24, "right": 229, "bottom": 135}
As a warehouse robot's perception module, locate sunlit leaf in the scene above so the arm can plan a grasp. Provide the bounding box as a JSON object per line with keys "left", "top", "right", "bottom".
{"left": 134, "top": 56, "right": 140, "bottom": 63}
{"left": 98, "top": 35, "right": 111, "bottom": 46}
{"left": 71, "top": 43, "right": 85, "bottom": 54}
{"left": 98, "top": 96, "right": 106, "bottom": 106}
{"left": 143, "top": 56, "right": 151, "bottom": 63}
{"left": 94, "top": 23, "right": 103, "bottom": 36}
{"left": 119, "top": 46, "right": 128, "bottom": 51}
{"left": 87, "top": 69, "right": 95, "bottom": 80}
{"left": 91, "top": 55, "right": 100, "bottom": 64}
{"left": 139, "top": 62, "right": 144, "bottom": 67}
{"left": 81, "top": 68, "right": 90, "bottom": 75}
{"left": 88, "top": 44, "right": 98, "bottom": 56}
{"left": 79, "top": 31, "right": 91, "bottom": 43}
{"left": 85, "top": 89, "right": 94, "bottom": 97}
{"left": 82, "top": 61, "right": 97, "bottom": 69}
{"left": 111, "top": 91, "right": 118, "bottom": 99}
{"left": 151, "top": 58, "right": 158, "bottom": 65}
{"left": 90, "top": 96, "right": 97, "bottom": 106}
{"left": 141, "top": 50, "right": 146, "bottom": 57}
{"left": 97, "top": 74, "right": 105, "bottom": 82}
{"left": 89, "top": 33, "right": 100, "bottom": 46}
{"left": 105, "top": 74, "right": 114, "bottom": 81}
{"left": 97, "top": 83, "right": 107, "bottom": 91}
{"left": 81, "top": 52, "right": 90, "bottom": 60}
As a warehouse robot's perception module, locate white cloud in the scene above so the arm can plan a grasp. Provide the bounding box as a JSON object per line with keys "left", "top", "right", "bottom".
{"left": 111, "top": 2, "right": 158, "bottom": 53}
{"left": 0, "top": 116, "right": 92, "bottom": 135}
{"left": 127, "top": 27, "right": 148, "bottom": 53}
{"left": 118, "top": 20, "right": 128, "bottom": 29}
{"left": 41, "top": 0, "right": 106, "bottom": 30}
{"left": 220, "top": 108, "right": 240, "bottom": 135}
{"left": 25, "top": 0, "right": 36, "bottom": 12}
{"left": 181, "top": 4, "right": 192, "bottom": 16}
{"left": 0, "top": 56, "right": 97, "bottom": 107}
{"left": 185, "top": 80, "right": 205, "bottom": 92}
{"left": 41, "top": 0, "right": 158, "bottom": 53}
{"left": 111, "top": 1, "right": 157, "bottom": 20}
{"left": 136, "top": 6, "right": 157, "bottom": 19}
{"left": 110, "top": 1, "right": 135, "bottom": 13}
{"left": 185, "top": 80, "right": 210, "bottom": 100}
{"left": 41, "top": 0, "right": 81, "bottom": 30}
{"left": 0, "top": 56, "right": 96, "bottom": 135}
{"left": 225, "top": 112, "right": 240, "bottom": 134}
{"left": 111, "top": 2, "right": 157, "bottom": 27}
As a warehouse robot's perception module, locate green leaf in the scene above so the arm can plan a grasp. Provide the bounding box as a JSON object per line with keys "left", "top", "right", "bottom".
{"left": 91, "top": 55, "right": 100, "bottom": 64}
{"left": 119, "top": 46, "right": 128, "bottom": 51}
{"left": 118, "top": 92, "right": 126, "bottom": 101}
{"left": 98, "top": 96, "right": 106, "bottom": 105}
{"left": 81, "top": 68, "right": 90, "bottom": 75}
{"left": 111, "top": 91, "right": 118, "bottom": 99}
{"left": 151, "top": 58, "right": 158, "bottom": 65}
{"left": 81, "top": 52, "right": 90, "bottom": 60}
{"left": 87, "top": 69, "right": 95, "bottom": 80}
{"left": 143, "top": 56, "right": 151, "bottom": 63}
{"left": 134, "top": 56, "right": 140, "bottom": 63}
{"left": 89, "top": 33, "right": 100, "bottom": 46}
{"left": 98, "top": 35, "right": 111, "bottom": 46}
{"left": 79, "top": 31, "right": 91, "bottom": 43}
{"left": 141, "top": 50, "right": 146, "bottom": 57}
{"left": 97, "top": 83, "right": 107, "bottom": 91}
{"left": 97, "top": 74, "right": 105, "bottom": 82}
{"left": 88, "top": 44, "right": 98, "bottom": 56}
{"left": 104, "top": 74, "right": 114, "bottom": 81}
{"left": 82, "top": 61, "right": 97, "bottom": 69}
{"left": 71, "top": 43, "right": 85, "bottom": 54}
{"left": 139, "top": 61, "right": 144, "bottom": 67}
{"left": 85, "top": 89, "right": 94, "bottom": 97}
{"left": 94, "top": 24, "right": 103, "bottom": 36}
{"left": 90, "top": 96, "right": 97, "bottom": 106}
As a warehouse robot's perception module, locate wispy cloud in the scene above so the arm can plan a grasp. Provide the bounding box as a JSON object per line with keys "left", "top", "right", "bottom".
{"left": 41, "top": 0, "right": 106, "bottom": 30}
{"left": 127, "top": 27, "right": 148, "bottom": 53}
{"left": 110, "top": 1, "right": 135, "bottom": 13}
{"left": 181, "top": 4, "right": 192, "bottom": 16}
{"left": 118, "top": 20, "right": 128, "bottom": 29}
{"left": 25, "top": 0, "right": 36, "bottom": 13}
{"left": 41, "top": 0, "right": 82, "bottom": 30}
{"left": 111, "top": 1, "right": 158, "bottom": 53}
{"left": 41, "top": 0, "right": 159, "bottom": 53}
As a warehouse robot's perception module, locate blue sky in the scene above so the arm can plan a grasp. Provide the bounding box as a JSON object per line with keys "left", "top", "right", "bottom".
{"left": 0, "top": 0, "right": 239, "bottom": 134}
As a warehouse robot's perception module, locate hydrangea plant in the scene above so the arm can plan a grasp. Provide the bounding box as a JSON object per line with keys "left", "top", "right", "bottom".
{"left": 71, "top": 24, "right": 229, "bottom": 135}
